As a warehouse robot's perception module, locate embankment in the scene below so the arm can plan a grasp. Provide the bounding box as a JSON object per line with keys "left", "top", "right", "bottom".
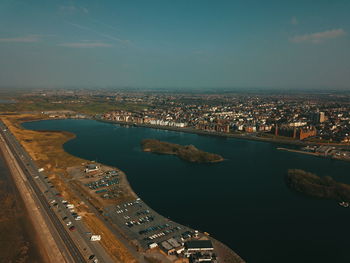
{"left": 0, "top": 133, "right": 67, "bottom": 263}
{"left": 0, "top": 151, "right": 44, "bottom": 263}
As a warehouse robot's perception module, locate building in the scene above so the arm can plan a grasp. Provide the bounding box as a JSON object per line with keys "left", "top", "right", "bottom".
{"left": 272, "top": 125, "right": 316, "bottom": 140}
{"left": 184, "top": 240, "right": 214, "bottom": 255}
{"left": 85, "top": 164, "right": 99, "bottom": 173}
{"left": 258, "top": 124, "right": 272, "bottom": 132}
{"left": 244, "top": 125, "right": 256, "bottom": 133}
{"left": 167, "top": 237, "right": 181, "bottom": 248}
{"left": 298, "top": 127, "right": 317, "bottom": 140}
{"left": 184, "top": 240, "right": 216, "bottom": 262}
{"left": 319, "top": 112, "right": 326, "bottom": 123}
{"left": 160, "top": 240, "right": 176, "bottom": 255}
{"left": 312, "top": 111, "right": 326, "bottom": 123}
{"left": 215, "top": 124, "right": 230, "bottom": 133}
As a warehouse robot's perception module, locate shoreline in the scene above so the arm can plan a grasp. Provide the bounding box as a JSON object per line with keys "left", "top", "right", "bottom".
{"left": 14, "top": 114, "right": 350, "bottom": 148}
{"left": 277, "top": 147, "right": 321, "bottom": 157}
{"left": 96, "top": 118, "right": 350, "bottom": 163}
{"left": 19, "top": 116, "right": 245, "bottom": 262}
{"left": 277, "top": 147, "right": 350, "bottom": 162}
{"left": 96, "top": 118, "right": 349, "bottom": 148}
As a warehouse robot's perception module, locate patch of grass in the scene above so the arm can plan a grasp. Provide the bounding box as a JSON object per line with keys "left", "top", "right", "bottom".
{"left": 0, "top": 96, "right": 148, "bottom": 115}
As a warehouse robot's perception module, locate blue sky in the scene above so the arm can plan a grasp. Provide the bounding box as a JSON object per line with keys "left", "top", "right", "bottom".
{"left": 0, "top": 0, "right": 349, "bottom": 89}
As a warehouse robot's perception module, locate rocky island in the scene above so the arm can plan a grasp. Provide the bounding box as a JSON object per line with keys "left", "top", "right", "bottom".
{"left": 141, "top": 139, "right": 224, "bottom": 163}
{"left": 286, "top": 169, "right": 350, "bottom": 201}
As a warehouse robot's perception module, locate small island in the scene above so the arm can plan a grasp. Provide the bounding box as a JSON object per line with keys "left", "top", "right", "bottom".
{"left": 141, "top": 139, "right": 224, "bottom": 163}
{"left": 286, "top": 169, "right": 350, "bottom": 202}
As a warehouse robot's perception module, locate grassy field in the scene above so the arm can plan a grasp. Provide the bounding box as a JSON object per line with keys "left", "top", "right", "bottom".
{"left": 1, "top": 113, "right": 137, "bottom": 263}
{"left": 0, "top": 179, "right": 44, "bottom": 263}
{"left": 0, "top": 96, "right": 148, "bottom": 115}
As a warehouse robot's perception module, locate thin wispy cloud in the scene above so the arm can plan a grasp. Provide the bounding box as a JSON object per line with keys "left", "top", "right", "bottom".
{"left": 60, "top": 5, "right": 89, "bottom": 15}
{"left": 290, "top": 28, "right": 346, "bottom": 43}
{"left": 290, "top": 16, "right": 298, "bottom": 25}
{"left": 58, "top": 41, "right": 112, "bottom": 48}
{"left": 66, "top": 21, "right": 130, "bottom": 44}
{"left": 90, "top": 18, "right": 120, "bottom": 32}
{"left": 0, "top": 35, "right": 40, "bottom": 43}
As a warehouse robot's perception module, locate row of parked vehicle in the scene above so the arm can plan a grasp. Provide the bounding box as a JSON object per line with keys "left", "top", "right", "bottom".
{"left": 143, "top": 226, "right": 182, "bottom": 242}
{"left": 38, "top": 165, "right": 98, "bottom": 263}
{"left": 139, "top": 223, "right": 170, "bottom": 235}
{"left": 125, "top": 215, "right": 155, "bottom": 228}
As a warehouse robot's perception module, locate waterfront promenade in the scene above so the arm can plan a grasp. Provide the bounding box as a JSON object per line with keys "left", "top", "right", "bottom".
{"left": 96, "top": 118, "right": 337, "bottom": 147}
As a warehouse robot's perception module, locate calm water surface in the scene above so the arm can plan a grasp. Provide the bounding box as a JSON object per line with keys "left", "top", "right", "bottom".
{"left": 23, "top": 119, "right": 350, "bottom": 263}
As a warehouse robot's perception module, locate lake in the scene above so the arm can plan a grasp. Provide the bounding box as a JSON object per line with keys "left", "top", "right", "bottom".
{"left": 23, "top": 119, "right": 350, "bottom": 263}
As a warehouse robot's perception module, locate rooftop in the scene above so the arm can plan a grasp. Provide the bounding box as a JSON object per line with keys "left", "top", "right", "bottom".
{"left": 185, "top": 240, "right": 213, "bottom": 250}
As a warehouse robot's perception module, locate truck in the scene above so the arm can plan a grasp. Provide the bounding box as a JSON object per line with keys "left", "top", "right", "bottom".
{"left": 90, "top": 235, "right": 101, "bottom": 241}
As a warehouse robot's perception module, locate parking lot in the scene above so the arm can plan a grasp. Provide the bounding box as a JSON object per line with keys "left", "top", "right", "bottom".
{"left": 105, "top": 198, "right": 195, "bottom": 250}
{"left": 68, "top": 165, "right": 127, "bottom": 202}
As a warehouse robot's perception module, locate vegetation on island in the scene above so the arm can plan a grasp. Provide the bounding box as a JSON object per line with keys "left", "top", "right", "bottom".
{"left": 141, "top": 139, "right": 224, "bottom": 163}
{"left": 286, "top": 169, "right": 350, "bottom": 201}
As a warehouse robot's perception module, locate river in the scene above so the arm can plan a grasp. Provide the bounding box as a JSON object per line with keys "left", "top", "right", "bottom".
{"left": 23, "top": 119, "right": 350, "bottom": 263}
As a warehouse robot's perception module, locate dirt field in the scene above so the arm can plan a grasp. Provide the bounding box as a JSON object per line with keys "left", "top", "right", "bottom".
{"left": 68, "top": 165, "right": 137, "bottom": 208}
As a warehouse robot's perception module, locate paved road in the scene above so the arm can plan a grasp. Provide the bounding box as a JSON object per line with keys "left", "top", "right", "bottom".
{"left": 63, "top": 175, "right": 147, "bottom": 263}
{"left": 0, "top": 121, "right": 113, "bottom": 263}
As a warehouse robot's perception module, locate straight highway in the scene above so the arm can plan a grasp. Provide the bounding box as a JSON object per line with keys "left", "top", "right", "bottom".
{"left": 0, "top": 120, "right": 112, "bottom": 263}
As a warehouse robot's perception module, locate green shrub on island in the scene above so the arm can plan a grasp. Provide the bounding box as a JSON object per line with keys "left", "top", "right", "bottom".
{"left": 141, "top": 139, "right": 224, "bottom": 163}
{"left": 286, "top": 169, "right": 350, "bottom": 201}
